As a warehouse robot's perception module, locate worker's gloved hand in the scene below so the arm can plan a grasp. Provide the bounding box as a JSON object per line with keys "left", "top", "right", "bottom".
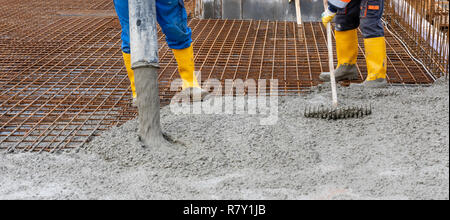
{"left": 321, "top": 8, "right": 336, "bottom": 27}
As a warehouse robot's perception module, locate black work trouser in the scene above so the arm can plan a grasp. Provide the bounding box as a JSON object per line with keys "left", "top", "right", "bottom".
{"left": 334, "top": 0, "right": 385, "bottom": 38}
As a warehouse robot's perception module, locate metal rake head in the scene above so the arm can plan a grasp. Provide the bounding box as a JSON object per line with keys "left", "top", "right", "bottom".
{"left": 304, "top": 104, "right": 372, "bottom": 120}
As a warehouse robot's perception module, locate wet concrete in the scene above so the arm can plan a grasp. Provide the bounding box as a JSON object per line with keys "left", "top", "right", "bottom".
{"left": 134, "top": 67, "right": 171, "bottom": 149}
{"left": 0, "top": 79, "right": 448, "bottom": 200}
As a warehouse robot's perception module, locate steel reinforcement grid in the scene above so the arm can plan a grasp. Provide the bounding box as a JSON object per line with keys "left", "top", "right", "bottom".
{"left": 385, "top": 0, "right": 449, "bottom": 78}
{"left": 0, "top": 0, "right": 437, "bottom": 152}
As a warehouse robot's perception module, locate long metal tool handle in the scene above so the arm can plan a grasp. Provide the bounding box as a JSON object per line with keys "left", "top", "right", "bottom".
{"left": 295, "top": 0, "right": 302, "bottom": 26}
{"left": 327, "top": 22, "right": 338, "bottom": 108}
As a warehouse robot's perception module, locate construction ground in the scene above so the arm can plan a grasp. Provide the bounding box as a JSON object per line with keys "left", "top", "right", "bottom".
{"left": 0, "top": 0, "right": 448, "bottom": 200}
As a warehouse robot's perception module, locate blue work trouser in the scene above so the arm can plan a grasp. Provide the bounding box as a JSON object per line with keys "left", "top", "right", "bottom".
{"left": 334, "top": 0, "right": 385, "bottom": 38}
{"left": 113, "top": 0, "right": 193, "bottom": 53}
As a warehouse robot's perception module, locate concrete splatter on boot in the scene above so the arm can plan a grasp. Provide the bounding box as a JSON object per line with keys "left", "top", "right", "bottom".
{"left": 319, "top": 64, "right": 359, "bottom": 82}
{"left": 173, "top": 44, "right": 210, "bottom": 102}
{"left": 179, "top": 87, "right": 210, "bottom": 102}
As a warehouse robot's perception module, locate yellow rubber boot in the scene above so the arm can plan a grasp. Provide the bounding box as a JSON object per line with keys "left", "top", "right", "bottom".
{"left": 364, "top": 37, "right": 387, "bottom": 81}
{"left": 336, "top": 29, "right": 358, "bottom": 68}
{"left": 320, "top": 29, "right": 359, "bottom": 82}
{"left": 172, "top": 45, "right": 209, "bottom": 102}
{"left": 351, "top": 37, "right": 388, "bottom": 88}
{"left": 172, "top": 44, "right": 200, "bottom": 90}
{"left": 122, "top": 52, "right": 137, "bottom": 100}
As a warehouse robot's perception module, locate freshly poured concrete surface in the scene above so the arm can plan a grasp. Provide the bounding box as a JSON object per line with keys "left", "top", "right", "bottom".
{"left": 1, "top": 79, "right": 448, "bottom": 200}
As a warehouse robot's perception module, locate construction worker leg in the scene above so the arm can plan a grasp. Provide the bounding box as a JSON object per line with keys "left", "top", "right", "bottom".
{"left": 360, "top": 0, "right": 387, "bottom": 86}
{"left": 156, "top": 0, "right": 200, "bottom": 90}
{"left": 113, "top": 0, "right": 137, "bottom": 100}
{"left": 320, "top": 0, "right": 360, "bottom": 82}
